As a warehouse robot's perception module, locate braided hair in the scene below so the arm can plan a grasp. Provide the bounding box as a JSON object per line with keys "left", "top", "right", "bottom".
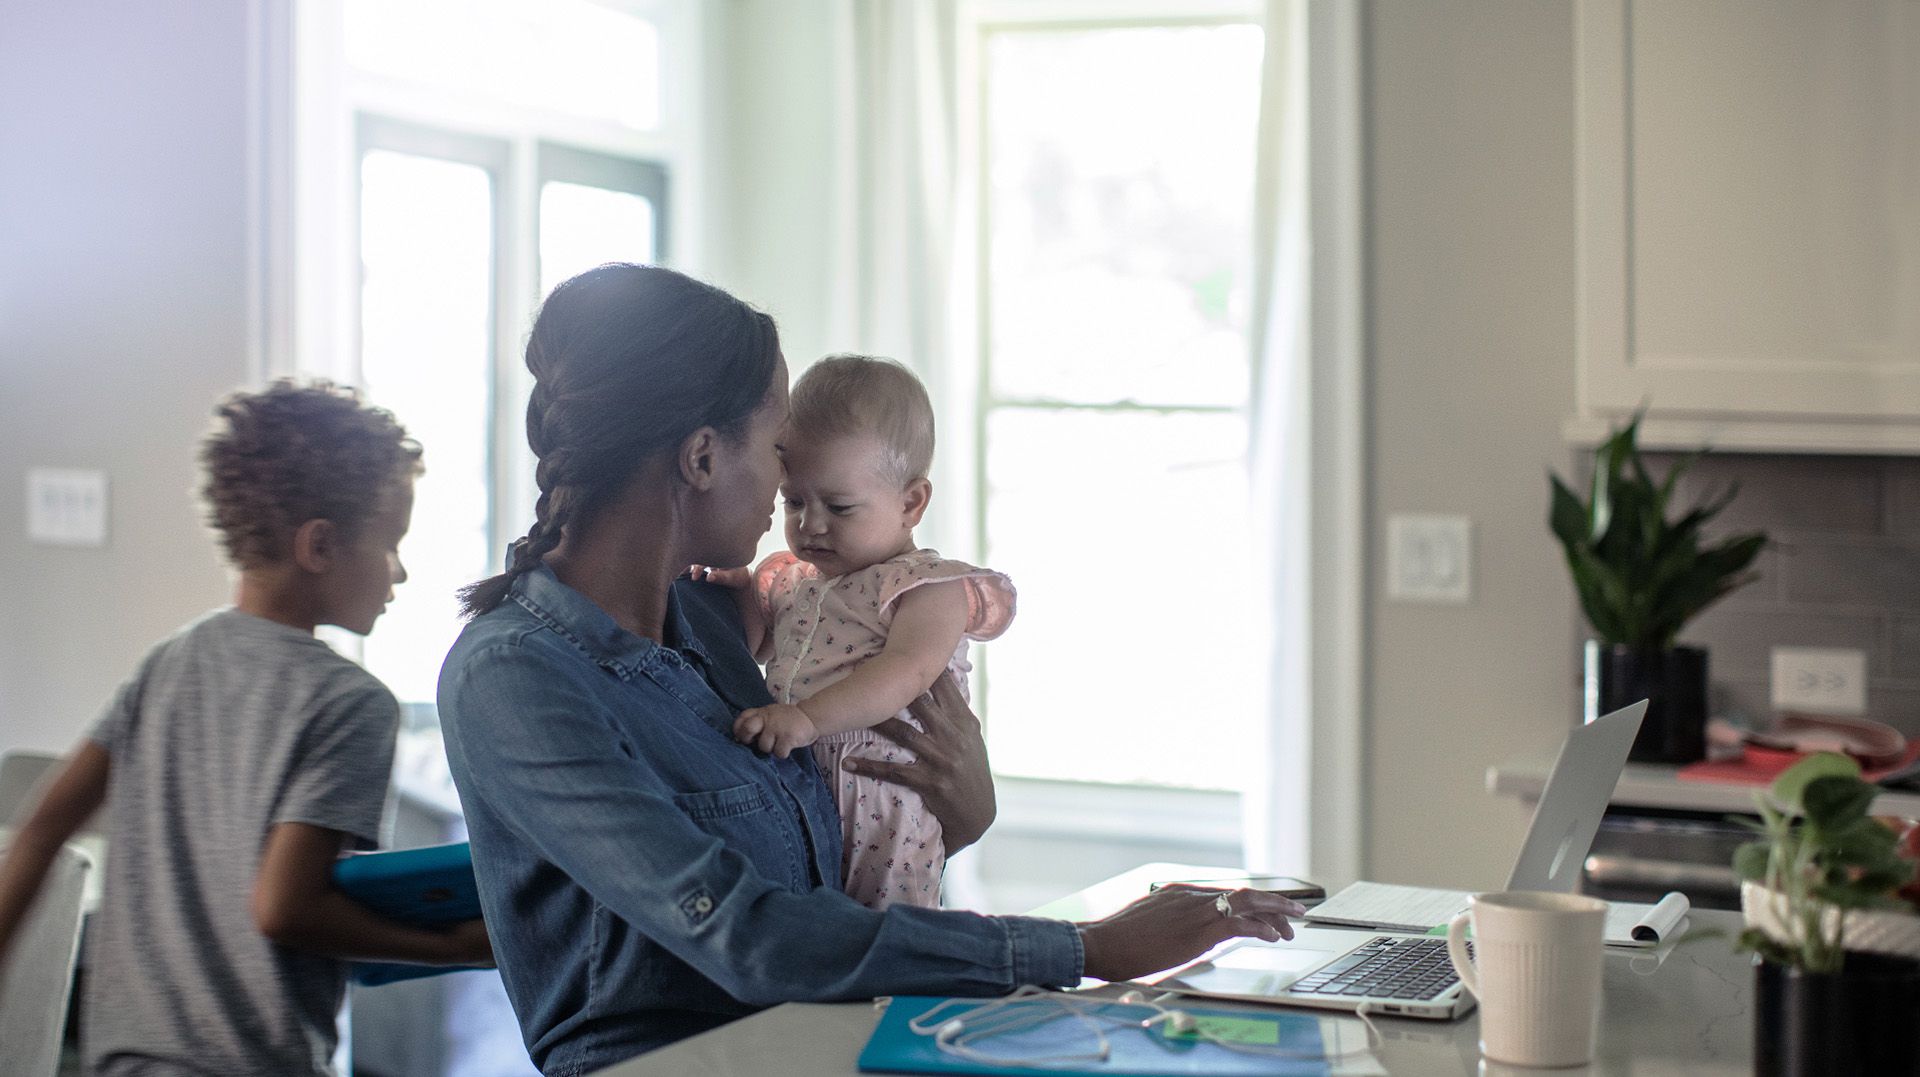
{"left": 458, "top": 264, "right": 781, "bottom": 618}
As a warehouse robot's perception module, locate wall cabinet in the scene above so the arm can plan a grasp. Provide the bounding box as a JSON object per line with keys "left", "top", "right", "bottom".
{"left": 1573, "top": 0, "right": 1920, "bottom": 452}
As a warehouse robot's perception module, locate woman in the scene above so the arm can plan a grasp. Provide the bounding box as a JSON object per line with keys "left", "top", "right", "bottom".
{"left": 437, "top": 264, "right": 1302, "bottom": 1074}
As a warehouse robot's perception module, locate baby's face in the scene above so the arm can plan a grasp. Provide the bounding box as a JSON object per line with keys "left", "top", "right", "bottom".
{"left": 779, "top": 434, "right": 920, "bottom": 578}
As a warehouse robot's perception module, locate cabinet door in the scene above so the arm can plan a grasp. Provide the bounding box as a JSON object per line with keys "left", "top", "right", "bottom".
{"left": 1577, "top": 0, "right": 1920, "bottom": 423}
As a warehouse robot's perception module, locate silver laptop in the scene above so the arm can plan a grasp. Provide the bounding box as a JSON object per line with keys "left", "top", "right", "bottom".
{"left": 1145, "top": 700, "right": 1648, "bottom": 1020}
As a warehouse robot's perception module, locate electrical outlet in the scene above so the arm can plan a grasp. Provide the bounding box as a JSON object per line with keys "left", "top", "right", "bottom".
{"left": 1770, "top": 646, "right": 1868, "bottom": 715}
{"left": 1387, "top": 513, "right": 1471, "bottom": 604}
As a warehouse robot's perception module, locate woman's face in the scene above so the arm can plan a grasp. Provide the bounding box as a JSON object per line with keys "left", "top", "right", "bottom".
{"left": 702, "top": 355, "right": 790, "bottom": 568}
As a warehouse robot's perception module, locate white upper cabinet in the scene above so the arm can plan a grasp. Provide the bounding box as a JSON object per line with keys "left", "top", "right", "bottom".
{"left": 1574, "top": 0, "right": 1920, "bottom": 451}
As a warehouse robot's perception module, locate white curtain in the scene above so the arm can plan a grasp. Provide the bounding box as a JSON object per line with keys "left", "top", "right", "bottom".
{"left": 1243, "top": 0, "right": 1316, "bottom": 878}
{"left": 823, "top": 0, "right": 962, "bottom": 369}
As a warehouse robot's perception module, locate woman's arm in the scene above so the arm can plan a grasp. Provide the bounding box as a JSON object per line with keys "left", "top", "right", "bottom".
{"left": 845, "top": 671, "right": 996, "bottom": 854}
{"left": 0, "top": 742, "right": 107, "bottom": 969}
{"left": 251, "top": 822, "right": 492, "bottom": 966}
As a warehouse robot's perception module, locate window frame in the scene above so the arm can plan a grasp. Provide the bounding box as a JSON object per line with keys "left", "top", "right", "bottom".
{"left": 276, "top": 0, "right": 695, "bottom": 689}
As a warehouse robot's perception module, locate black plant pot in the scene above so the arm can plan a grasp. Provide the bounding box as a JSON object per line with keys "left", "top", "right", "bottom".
{"left": 1754, "top": 953, "right": 1920, "bottom": 1076}
{"left": 1584, "top": 642, "right": 1707, "bottom": 764}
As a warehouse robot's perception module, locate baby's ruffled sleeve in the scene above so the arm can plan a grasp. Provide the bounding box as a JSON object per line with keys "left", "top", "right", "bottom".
{"left": 753, "top": 551, "right": 802, "bottom": 626}
{"left": 876, "top": 558, "right": 1017, "bottom": 642}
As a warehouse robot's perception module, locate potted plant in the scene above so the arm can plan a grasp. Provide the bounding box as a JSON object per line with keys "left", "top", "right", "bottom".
{"left": 1734, "top": 752, "right": 1920, "bottom": 1075}
{"left": 1548, "top": 412, "right": 1766, "bottom": 762}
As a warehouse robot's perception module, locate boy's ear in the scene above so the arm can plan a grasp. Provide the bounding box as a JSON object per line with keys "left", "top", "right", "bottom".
{"left": 678, "top": 427, "right": 719, "bottom": 491}
{"left": 902, "top": 478, "right": 932, "bottom": 528}
{"left": 290, "top": 519, "right": 337, "bottom": 574}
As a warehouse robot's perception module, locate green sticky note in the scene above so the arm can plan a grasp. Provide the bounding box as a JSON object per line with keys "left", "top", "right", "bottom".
{"left": 1161, "top": 1014, "right": 1283, "bottom": 1046}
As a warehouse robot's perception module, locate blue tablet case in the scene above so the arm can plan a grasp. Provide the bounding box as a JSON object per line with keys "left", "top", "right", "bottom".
{"left": 331, "top": 841, "right": 482, "bottom": 986}
{"left": 857, "top": 995, "right": 1329, "bottom": 1076}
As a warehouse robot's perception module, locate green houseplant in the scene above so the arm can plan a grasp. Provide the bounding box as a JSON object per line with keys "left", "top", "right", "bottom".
{"left": 1548, "top": 412, "right": 1766, "bottom": 762}
{"left": 1733, "top": 753, "right": 1920, "bottom": 1074}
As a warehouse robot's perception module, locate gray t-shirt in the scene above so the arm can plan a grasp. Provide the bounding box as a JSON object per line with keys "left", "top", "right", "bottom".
{"left": 84, "top": 608, "right": 398, "bottom": 1076}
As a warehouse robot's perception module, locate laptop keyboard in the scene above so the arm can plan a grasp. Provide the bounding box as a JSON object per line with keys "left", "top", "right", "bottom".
{"left": 1289, "top": 937, "right": 1468, "bottom": 1001}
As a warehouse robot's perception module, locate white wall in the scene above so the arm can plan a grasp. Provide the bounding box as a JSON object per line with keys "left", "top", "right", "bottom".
{"left": 0, "top": 0, "right": 253, "bottom": 757}
{"left": 1362, "top": 0, "right": 1582, "bottom": 887}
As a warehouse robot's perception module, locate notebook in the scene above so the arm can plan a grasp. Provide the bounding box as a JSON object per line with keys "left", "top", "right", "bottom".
{"left": 331, "top": 841, "right": 482, "bottom": 985}
{"left": 1304, "top": 701, "right": 1650, "bottom": 937}
{"left": 857, "top": 995, "right": 1333, "bottom": 1076}
{"left": 1303, "top": 881, "right": 1688, "bottom": 947}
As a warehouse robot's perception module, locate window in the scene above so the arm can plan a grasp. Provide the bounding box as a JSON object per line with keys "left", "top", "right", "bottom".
{"left": 293, "top": 1, "right": 689, "bottom": 708}
{"left": 972, "top": 19, "right": 1265, "bottom": 790}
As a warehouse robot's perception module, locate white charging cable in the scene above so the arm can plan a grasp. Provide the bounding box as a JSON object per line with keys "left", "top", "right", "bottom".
{"left": 903, "top": 984, "right": 1383, "bottom": 1068}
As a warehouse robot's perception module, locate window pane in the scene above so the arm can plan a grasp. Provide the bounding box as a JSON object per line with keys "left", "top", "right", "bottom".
{"left": 981, "top": 409, "right": 1257, "bottom": 790}
{"left": 344, "top": 0, "right": 660, "bottom": 129}
{"left": 538, "top": 181, "right": 657, "bottom": 298}
{"left": 358, "top": 151, "right": 494, "bottom": 705}
{"left": 985, "top": 25, "right": 1263, "bottom": 407}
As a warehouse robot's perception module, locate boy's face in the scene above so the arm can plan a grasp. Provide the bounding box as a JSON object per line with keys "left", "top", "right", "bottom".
{"left": 324, "top": 480, "right": 414, "bottom": 636}
{"left": 780, "top": 434, "right": 921, "bottom": 579}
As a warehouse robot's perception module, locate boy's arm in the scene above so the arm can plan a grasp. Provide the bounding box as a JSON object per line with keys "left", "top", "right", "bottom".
{"left": 252, "top": 822, "right": 491, "bottom": 966}
{"left": 792, "top": 581, "right": 970, "bottom": 737}
{"left": 0, "top": 742, "right": 108, "bottom": 969}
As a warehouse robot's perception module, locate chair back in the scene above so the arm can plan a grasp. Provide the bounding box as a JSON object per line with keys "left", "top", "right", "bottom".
{"left": 0, "top": 841, "right": 92, "bottom": 1077}
{"left": 0, "top": 752, "right": 103, "bottom": 838}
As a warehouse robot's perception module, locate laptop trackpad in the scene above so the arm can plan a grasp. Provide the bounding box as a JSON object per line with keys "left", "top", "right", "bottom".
{"left": 1156, "top": 939, "right": 1348, "bottom": 996}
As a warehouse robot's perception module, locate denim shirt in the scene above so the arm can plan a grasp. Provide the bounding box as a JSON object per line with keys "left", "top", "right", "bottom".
{"left": 437, "top": 566, "right": 1082, "bottom": 1076}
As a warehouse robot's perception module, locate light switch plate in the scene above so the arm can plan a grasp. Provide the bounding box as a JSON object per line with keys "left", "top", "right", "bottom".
{"left": 1771, "top": 646, "right": 1868, "bottom": 715}
{"left": 1387, "top": 513, "right": 1472, "bottom": 604}
{"left": 27, "top": 468, "right": 109, "bottom": 547}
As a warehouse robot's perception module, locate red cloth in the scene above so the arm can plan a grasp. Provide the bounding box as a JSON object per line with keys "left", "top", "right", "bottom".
{"left": 1678, "top": 740, "right": 1920, "bottom": 786}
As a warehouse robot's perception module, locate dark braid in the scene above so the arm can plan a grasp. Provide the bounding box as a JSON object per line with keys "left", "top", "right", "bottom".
{"left": 459, "top": 264, "right": 781, "bottom": 618}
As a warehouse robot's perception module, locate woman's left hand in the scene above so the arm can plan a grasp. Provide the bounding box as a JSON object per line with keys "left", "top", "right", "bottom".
{"left": 846, "top": 672, "right": 995, "bottom": 855}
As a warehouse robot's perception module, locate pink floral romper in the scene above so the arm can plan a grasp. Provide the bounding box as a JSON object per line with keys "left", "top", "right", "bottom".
{"left": 754, "top": 548, "right": 1016, "bottom": 909}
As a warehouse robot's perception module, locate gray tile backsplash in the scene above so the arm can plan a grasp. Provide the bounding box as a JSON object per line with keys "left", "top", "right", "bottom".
{"left": 1644, "top": 452, "right": 1920, "bottom": 735}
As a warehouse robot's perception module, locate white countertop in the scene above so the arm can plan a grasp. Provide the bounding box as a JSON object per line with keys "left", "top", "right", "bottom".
{"left": 1489, "top": 761, "right": 1920, "bottom": 816}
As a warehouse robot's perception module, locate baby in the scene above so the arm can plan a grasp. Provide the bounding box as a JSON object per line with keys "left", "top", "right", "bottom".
{"left": 718, "top": 355, "right": 1014, "bottom": 910}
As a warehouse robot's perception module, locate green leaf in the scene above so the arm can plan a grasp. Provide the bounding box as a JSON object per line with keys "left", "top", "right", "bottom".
{"left": 1732, "top": 841, "right": 1772, "bottom": 882}
{"left": 1550, "top": 476, "right": 1589, "bottom": 552}
{"left": 1767, "top": 753, "right": 1861, "bottom": 814}
{"left": 1800, "top": 774, "right": 1878, "bottom": 832}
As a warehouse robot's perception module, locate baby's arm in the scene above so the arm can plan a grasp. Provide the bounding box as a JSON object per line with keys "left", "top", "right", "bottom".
{"left": 692, "top": 564, "right": 768, "bottom": 660}
{"left": 766, "top": 580, "right": 970, "bottom": 742}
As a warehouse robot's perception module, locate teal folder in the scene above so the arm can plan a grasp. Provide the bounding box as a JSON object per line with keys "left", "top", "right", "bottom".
{"left": 331, "top": 841, "right": 482, "bottom": 986}
{"left": 857, "top": 995, "right": 1330, "bottom": 1076}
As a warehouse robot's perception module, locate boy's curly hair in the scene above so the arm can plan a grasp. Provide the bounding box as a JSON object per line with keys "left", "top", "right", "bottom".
{"left": 199, "top": 380, "right": 423, "bottom": 568}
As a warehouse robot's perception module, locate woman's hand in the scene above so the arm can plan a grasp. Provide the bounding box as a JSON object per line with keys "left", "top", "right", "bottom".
{"left": 1077, "top": 886, "right": 1306, "bottom": 983}
{"left": 847, "top": 672, "right": 995, "bottom": 854}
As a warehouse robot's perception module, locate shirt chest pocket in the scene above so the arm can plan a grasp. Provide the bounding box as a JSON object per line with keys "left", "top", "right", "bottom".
{"left": 670, "top": 782, "right": 807, "bottom": 892}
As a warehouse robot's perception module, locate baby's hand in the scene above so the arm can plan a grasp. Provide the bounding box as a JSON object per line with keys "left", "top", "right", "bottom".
{"left": 734, "top": 703, "right": 820, "bottom": 758}
{"left": 689, "top": 564, "right": 753, "bottom": 589}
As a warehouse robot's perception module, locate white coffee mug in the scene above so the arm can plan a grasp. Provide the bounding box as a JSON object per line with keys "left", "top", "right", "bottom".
{"left": 1446, "top": 890, "right": 1607, "bottom": 1068}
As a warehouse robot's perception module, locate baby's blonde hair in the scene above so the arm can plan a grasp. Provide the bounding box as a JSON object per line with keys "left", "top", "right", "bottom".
{"left": 788, "top": 354, "right": 934, "bottom": 488}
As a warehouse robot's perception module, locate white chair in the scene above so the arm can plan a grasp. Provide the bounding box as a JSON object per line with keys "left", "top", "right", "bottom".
{"left": 0, "top": 752, "right": 61, "bottom": 830}
{"left": 0, "top": 841, "right": 93, "bottom": 1077}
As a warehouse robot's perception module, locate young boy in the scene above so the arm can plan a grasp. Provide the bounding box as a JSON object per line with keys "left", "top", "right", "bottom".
{"left": 0, "top": 381, "right": 490, "bottom": 1076}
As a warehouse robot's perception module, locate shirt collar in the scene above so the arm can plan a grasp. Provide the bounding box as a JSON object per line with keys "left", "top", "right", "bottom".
{"left": 510, "top": 564, "right": 709, "bottom": 677}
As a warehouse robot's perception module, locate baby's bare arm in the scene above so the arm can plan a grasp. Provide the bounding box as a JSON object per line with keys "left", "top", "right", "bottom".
{"left": 792, "top": 582, "right": 969, "bottom": 736}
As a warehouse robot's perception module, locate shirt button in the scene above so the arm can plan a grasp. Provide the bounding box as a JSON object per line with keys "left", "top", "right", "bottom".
{"left": 693, "top": 895, "right": 713, "bottom": 914}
